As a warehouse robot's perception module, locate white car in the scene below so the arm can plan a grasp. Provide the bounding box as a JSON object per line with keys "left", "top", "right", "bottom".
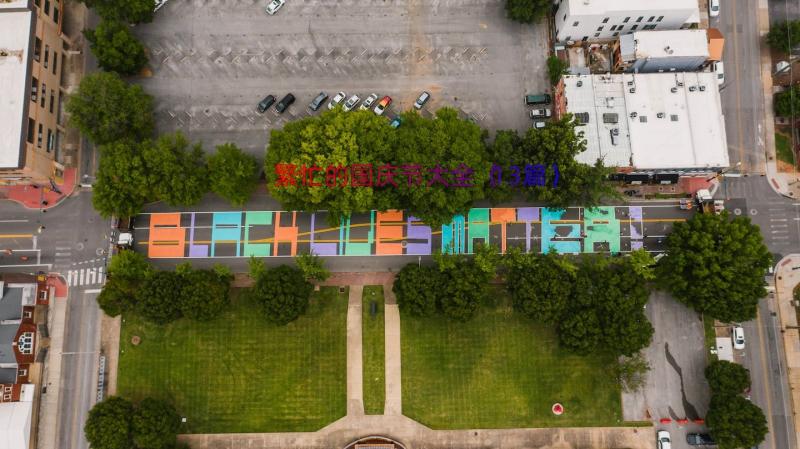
{"left": 657, "top": 430, "right": 671, "bottom": 449}
{"left": 732, "top": 325, "right": 745, "bottom": 350}
{"left": 265, "top": 0, "right": 285, "bottom": 15}
{"left": 343, "top": 94, "right": 361, "bottom": 112}
{"left": 713, "top": 61, "right": 724, "bottom": 86}
{"left": 709, "top": 0, "right": 720, "bottom": 18}
{"left": 328, "top": 91, "right": 346, "bottom": 110}
{"left": 360, "top": 93, "right": 378, "bottom": 111}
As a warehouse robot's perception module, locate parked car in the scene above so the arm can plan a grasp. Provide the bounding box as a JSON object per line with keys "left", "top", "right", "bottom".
{"left": 713, "top": 61, "right": 724, "bottom": 86}
{"left": 686, "top": 433, "right": 715, "bottom": 446}
{"left": 732, "top": 325, "right": 745, "bottom": 350}
{"left": 390, "top": 117, "right": 402, "bottom": 128}
{"left": 309, "top": 92, "right": 328, "bottom": 111}
{"left": 265, "top": 0, "right": 285, "bottom": 15}
{"left": 709, "top": 0, "right": 720, "bottom": 18}
{"left": 343, "top": 94, "right": 361, "bottom": 112}
{"left": 657, "top": 430, "right": 672, "bottom": 449}
{"left": 360, "top": 93, "right": 378, "bottom": 111}
{"left": 275, "top": 93, "right": 295, "bottom": 113}
{"left": 374, "top": 96, "right": 392, "bottom": 115}
{"left": 533, "top": 120, "right": 546, "bottom": 129}
{"left": 525, "top": 93, "right": 551, "bottom": 105}
{"left": 328, "top": 91, "right": 346, "bottom": 110}
{"left": 530, "top": 108, "right": 552, "bottom": 119}
{"left": 256, "top": 95, "right": 276, "bottom": 113}
{"left": 414, "top": 91, "right": 431, "bottom": 110}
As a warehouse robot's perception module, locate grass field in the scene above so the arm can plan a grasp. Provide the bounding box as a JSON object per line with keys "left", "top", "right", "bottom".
{"left": 117, "top": 287, "right": 348, "bottom": 433}
{"left": 775, "top": 132, "right": 796, "bottom": 167}
{"left": 362, "top": 285, "right": 385, "bottom": 414}
{"left": 401, "top": 294, "right": 622, "bottom": 429}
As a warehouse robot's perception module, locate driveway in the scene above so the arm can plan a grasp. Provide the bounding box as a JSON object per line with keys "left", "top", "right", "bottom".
{"left": 132, "top": 0, "right": 549, "bottom": 156}
{"left": 623, "top": 291, "right": 711, "bottom": 449}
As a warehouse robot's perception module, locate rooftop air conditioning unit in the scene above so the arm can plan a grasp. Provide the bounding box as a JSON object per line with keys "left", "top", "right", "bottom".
{"left": 689, "top": 86, "right": 697, "bottom": 92}
{"left": 670, "top": 87, "right": 678, "bottom": 93}
{"left": 630, "top": 112, "right": 638, "bottom": 118}
{"left": 657, "top": 112, "right": 665, "bottom": 118}
{"left": 677, "top": 81, "right": 684, "bottom": 87}
{"left": 577, "top": 80, "right": 583, "bottom": 87}
{"left": 627, "top": 81, "right": 634, "bottom": 86}
{"left": 629, "top": 88, "right": 636, "bottom": 93}
{"left": 699, "top": 85, "right": 706, "bottom": 91}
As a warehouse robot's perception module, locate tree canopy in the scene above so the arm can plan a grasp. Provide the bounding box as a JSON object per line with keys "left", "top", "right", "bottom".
{"left": 207, "top": 143, "right": 260, "bottom": 206}
{"left": 108, "top": 250, "right": 152, "bottom": 285}
{"left": 706, "top": 394, "right": 768, "bottom": 449}
{"left": 295, "top": 253, "right": 331, "bottom": 282}
{"left": 506, "top": 251, "right": 576, "bottom": 325}
{"left": 775, "top": 84, "right": 800, "bottom": 118}
{"left": 84, "top": 396, "right": 181, "bottom": 449}
{"left": 144, "top": 132, "right": 208, "bottom": 206}
{"left": 92, "top": 139, "right": 152, "bottom": 218}
{"left": 250, "top": 264, "right": 313, "bottom": 325}
{"left": 176, "top": 264, "right": 233, "bottom": 321}
{"left": 84, "top": 396, "right": 134, "bottom": 449}
{"left": 705, "top": 360, "right": 751, "bottom": 396}
{"left": 504, "top": 0, "right": 551, "bottom": 24}
{"left": 136, "top": 271, "right": 185, "bottom": 324}
{"left": 546, "top": 55, "right": 569, "bottom": 86}
{"left": 98, "top": 250, "right": 152, "bottom": 316}
{"left": 657, "top": 212, "right": 772, "bottom": 322}
{"left": 84, "top": 20, "right": 148, "bottom": 75}
{"left": 766, "top": 20, "right": 800, "bottom": 54}
{"left": 67, "top": 72, "right": 154, "bottom": 145}
{"left": 393, "top": 264, "right": 443, "bottom": 317}
{"left": 80, "top": 0, "right": 155, "bottom": 24}
{"left": 130, "top": 398, "right": 181, "bottom": 449}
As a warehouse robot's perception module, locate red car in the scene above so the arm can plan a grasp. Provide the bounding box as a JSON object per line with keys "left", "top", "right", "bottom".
{"left": 373, "top": 96, "right": 392, "bottom": 116}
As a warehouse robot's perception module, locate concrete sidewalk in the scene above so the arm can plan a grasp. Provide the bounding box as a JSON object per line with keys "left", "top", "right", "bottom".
{"left": 36, "top": 275, "right": 68, "bottom": 449}
{"left": 774, "top": 255, "right": 800, "bottom": 449}
{"left": 346, "top": 285, "right": 365, "bottom": 416}
{"left": 383, "top": 285, "right": 402, "bottom": 416}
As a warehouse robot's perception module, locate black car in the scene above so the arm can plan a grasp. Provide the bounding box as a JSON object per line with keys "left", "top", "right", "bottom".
{"left": 256, "top": 95, "right": 275, "bottom": 113}
{"left": 275, "top": 93, "right": 295, "bottom": 113}
{"left": 309, "top": 92, "right": 329, "bottom": 111}
{"left": 686, "top": 433, "right": 715, "bottom": 446}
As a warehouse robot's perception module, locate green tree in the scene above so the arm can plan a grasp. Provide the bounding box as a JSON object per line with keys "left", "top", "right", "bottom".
{"left": 92, "top": 139, "right": 152, "bottom": 218}
{"left": 506, "top": 252, "right": 576, "bottom": 325}
{"left": 393, "top": 264, "right": 443, "bottom": 316}
{"left": 614, "top": 352, "right": 651, "bottom": 393}
{"left": 546, "top": 55, "right": 569, "bottom": 86}
{"left": 177, "top": 266, "right": 232, "bottom": 321}
{"left": 207, "top": 143, "right": 260, "bottom": 206}
{"left": 67, "top": 72, "right": 154, "bottom": 145}
{"left": 131, "top": 398, "right": 181, "bottom": 449}
{"left": 84, "top": 20, "right": 148, "bottom": 75}
{"left": 108, "top": 250, "right": 152, "bottom": 285}
{"left": 98, "top": 249, "right": 152, "bottom": 316}
{"left": 706, "top": 394, "right": 768, "bottom": 449}
{"left": 766, "top": 20, "right": 800, "bottom": 54}
{"left": 144, "top": 132, "right": 208, "bottom": 206}
{"left": 79, "top": 0, "right": 155, "bottom": 24}
{"left": 657, "top": 212, "right": 772, "bottom": 322}
{"left": 504, "top": 0, "right": 551, "bottom": 24}
{"left": 627, "top": 248, "right": 657, "bottom": 281}
{"left": 295, "top": 253, "right": 331, "bottom": 282}
{"left": 775, "top": 85, "right": 800, "bottom": 118}
{"left": 439, "top": 257, "right": 489, "bottom": 321}
{"left": 473, "top": 243, "right": 501, "bottom": 277}
{"left": 558, "top": 309, "right": 602, "bottom": 353}
{"left": 136, "top": 271, "right": 185, "bottom": 324}
{"left": 84, "top": 396, "right": 134, "bottom": 449}
{"left": 705, "top": 360, "right": 751, "bottom": 396}
{"left": 251, "top": 265, "right": 313, "bottom": 325}
{"left": 486, "top": 129, "right": 523, "bottom": 204}
{"left": 97, "top": 278, "right": 137, "bottom": 317}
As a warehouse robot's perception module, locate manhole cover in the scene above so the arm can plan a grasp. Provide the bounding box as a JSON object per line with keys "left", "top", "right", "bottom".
{"left": 96, "top": 248, "right": 106, "bottom": 256}
{"left": 733, "top": 208, "right": 742, "bottom": 216}
{"left": 750, "top": 209, "right": 758, "bottom": 215}
{"left": 76, "top": 242, "right": 84, "bottom": 251}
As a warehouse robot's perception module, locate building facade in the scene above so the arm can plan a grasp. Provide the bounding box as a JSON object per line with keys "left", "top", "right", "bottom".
{"left": 0, "top": 0, "right": 69, "bottom": 185}
{"left": 554, "top": 0, "right": 700, "bottom": 44}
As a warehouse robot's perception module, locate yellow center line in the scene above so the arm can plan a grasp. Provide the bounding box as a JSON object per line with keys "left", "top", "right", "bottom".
{"left": 0, "top": 234, "right": 34, "bottom": 239}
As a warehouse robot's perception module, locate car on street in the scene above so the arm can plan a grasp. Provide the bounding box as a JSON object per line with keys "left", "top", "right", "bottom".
{"left": 709, "top": 0, "right": 720, "bottom": 17}
{"left": 309, "top": 92, "right": 328, "bottom": 111}
{"left": 713, "top": 61, "right": 724, "bottom": 86}
{"left": 374, "top": 96, "right": 392, "bottom": 115}
{"left": 256, "top": 95, "right": 276, "bottom": 113}
{"left": 265, "top": 0, "right": 285, "bottom": 15}
{"left": 732, "top": 325, "right": 746, "bottom": 350}
{"left": 686, "top": 433, "right": 715, "bottom": 446}
{"left": 343, "top": 94, "right": 361, "bottom": 112}
{"left": 328, "top": 91, "right": 346, "bottom": 110}
{"left": 360, "top": 93, "right": 378, "bottom": 111}
{"left": 414, "top": 91, "right": 431, "bottom": 109}
{"left": 657, "top": 430, "right": 672, "bottom": 449}
{"left": 390, "top": 117, "right": 402, "bottom": 128}
{"left": 530, "top": 108, "right": 552, "bottom": 119}
{"left": 275, "top": 93, "right": 295, "bottom": 113}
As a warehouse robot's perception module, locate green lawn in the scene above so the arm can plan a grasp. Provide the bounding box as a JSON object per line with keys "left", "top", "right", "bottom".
{"left": 703, "top": 314, "right": 719, "bottom": 362}
{"left": 775, "top": 132, "right": 796, "bottom": 166}
{"left": 117, "top": 287, "right": 348, "bottom": 433}
{"left": 362, "top": 285, "right": 385, "bottom": 414}
{"left": 401, "top": 295, "right": 622, "bottom": 429}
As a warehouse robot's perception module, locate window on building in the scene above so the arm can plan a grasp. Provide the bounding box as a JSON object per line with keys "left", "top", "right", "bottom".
{"left": 34, "top": 0, "right": 39, "bottom": 6}
{"left": 613, "top": 32, "right": 619, "bottom": 37}
{"left": 52, "top": 52, "right": 58, "bottom": 75}
{"left": 563, "top": 13, "right": 566, "bottom": 21}
{"left": 37, "top": 124, "right": 43, "bottom": 148}
{"left": 623, "top": 17, "right": 630, "bottom": 23}
{"left": 610, "top": 25, "right": 616, "bottom": 31}
{"left": 618, "top": 25, "right": 624, "bottom": 31}
{"left": 34, "top": 38, "right": 41, "bottom": 61}
{"left": 582, "top": 36, "right": 588, "bottom": 41}
{"left": 44, "top": 0, "right": 50, "bottom": 15}
{"left": 31, "top": 77, "right": 38, "bottom": 102}
{"left": 602, "top": 17, "right": 609, "bottom": 23}
{"left": 49, "top": 90, "right": 55, "bottom": 113}
{"left": 565, "top": 36, "right": 571, "bottom": 42}
{"left": 18, "top": 332, "right": 34, "bottom": 354}
{"left": 44, "top": 45, "right": 49, "bottom": 68}
{"left": 47, "top": 129, "right": 54, "bottom": 152}
{"left": 594, "top": 32, "right": 600, "bottom": 37}
{"left": 597, "top": 26, "right": 603, "bottom": 31}
{"left": 40, "top": 83, "right": 46, "bottom": 107}
{"left": 18, "top": 368, "right": 27, "bottom": 377}
{"left": 636, "top": 16, "right": 643, "bottom": 22}
{"left": 27, "top": 119, "right": 35, "bottom": 144}
{"left": 572, "top": 21, "right": 579, "bottom": 26}
{"left": 54, "top": 6, "right": 59, "bottom": 23}
{"left": 648, "top": 16, "right": 655, "bottom": 22}
{"left": 657, "top": 16, "right": 664, "bottom": 22}
{"left": 631, "top": 24, "right": 638, "bottom": 30}
{"left": 24, "top": 310, "right": 33, "bottom": 318}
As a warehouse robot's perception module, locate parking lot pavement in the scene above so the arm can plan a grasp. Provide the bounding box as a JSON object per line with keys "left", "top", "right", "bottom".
{"left": 622, "top": 291, "right": 710, "bottom": 449}
{"left": 133, "top": 0, "right": 549, "bottom": 156}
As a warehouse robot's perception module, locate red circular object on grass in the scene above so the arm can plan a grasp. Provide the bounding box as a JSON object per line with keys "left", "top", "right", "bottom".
{"left": 552, "top": 403, "right": 564, "bottom": 415}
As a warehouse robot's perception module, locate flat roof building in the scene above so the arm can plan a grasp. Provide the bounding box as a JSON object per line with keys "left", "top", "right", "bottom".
{"left": 614, "top": 29, "right": 710, "bottom": 73}
{"left": 554, "top": 0, "right": 700, "bottom": 44}
{"left": 555, "top": 72, "right": 729, "bottom": 175}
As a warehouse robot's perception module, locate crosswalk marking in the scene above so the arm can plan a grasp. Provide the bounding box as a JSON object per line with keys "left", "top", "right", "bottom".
{"left": 66, "top": 266, "right": 108, "bottom": 287}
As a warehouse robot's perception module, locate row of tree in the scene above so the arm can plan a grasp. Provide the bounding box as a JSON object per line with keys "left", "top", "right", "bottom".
{"left": 704, "top": 361, "right": 768, "bottom": 449}
{"left": 85, "top": 396, "right": 182, "bottom": 449}
{"left": 267, "top": 108, "right": 616, "bottom": 227}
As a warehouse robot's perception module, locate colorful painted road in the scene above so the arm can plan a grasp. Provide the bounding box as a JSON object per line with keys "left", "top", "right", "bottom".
{"left": 133, "top": 204, "right": 692, "bottom": 259}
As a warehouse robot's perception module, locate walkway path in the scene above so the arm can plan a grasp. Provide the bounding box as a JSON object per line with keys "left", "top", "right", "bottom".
{"left": 346, "top": 285, "right": 364, "bottom": 416}
{"left": 775, "top": 255, "right": 800, "bottom": 449}
{"left": 383, "top": 285, "right": 402, "bottom": 415}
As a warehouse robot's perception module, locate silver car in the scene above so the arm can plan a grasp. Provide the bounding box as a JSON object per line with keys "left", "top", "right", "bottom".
{"left": 343, "top": 94, "right": 361, "bottom": 112}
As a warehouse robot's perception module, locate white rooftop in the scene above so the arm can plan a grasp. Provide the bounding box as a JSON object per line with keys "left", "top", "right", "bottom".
{"left": 0, "top": 390, "right": 32, "bottom": 449}
{"left": 565, "top": 0, "right": 700, "bottom": 15}
{"left": 563, "top": 72, "right": 729, "bottom": 171}
{"left": 620, "top": 30, "right": 709, "bottom": 61}
{"left": 0, "top": 1, "right": 29, "bottom": 10}
{"left": 0, "top": 10, "right": 32, "bottom": 169}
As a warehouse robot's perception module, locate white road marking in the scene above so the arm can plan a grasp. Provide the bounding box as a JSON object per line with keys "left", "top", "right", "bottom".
{"left": 88, "top": 268, "right": 96, "bottom": 284}
{"left": 55, "top": 252, "right": 71, "bottom": 257}
{"left": 78, "top": 270, "right": 85, "bottom": 285}
{"left": 85, "top": 289, "right": 102, "bottom": 294}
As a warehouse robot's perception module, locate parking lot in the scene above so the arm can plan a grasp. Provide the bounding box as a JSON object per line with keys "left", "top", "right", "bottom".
{"left": 132, "top": 0, "right": 549, "bottom": 156}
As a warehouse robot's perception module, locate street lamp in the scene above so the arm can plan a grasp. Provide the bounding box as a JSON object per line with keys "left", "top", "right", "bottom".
{"left": 705, "top": 161, "right": 743, "bottom": 182}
